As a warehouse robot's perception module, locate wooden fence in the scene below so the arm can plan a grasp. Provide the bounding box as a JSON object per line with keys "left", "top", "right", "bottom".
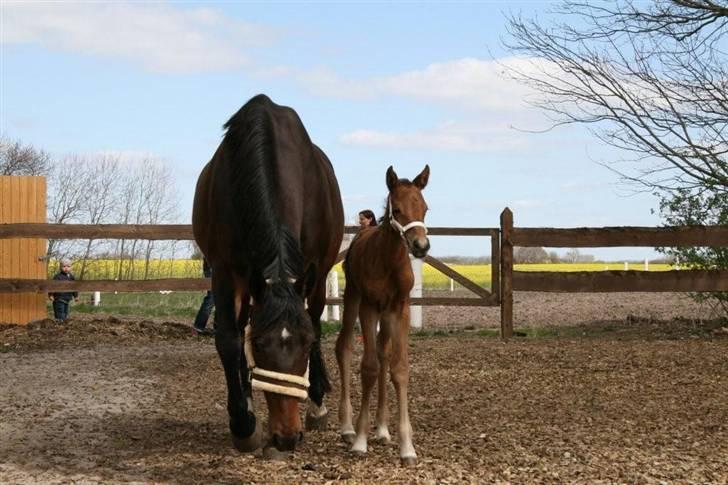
{"left": 1, "top": 210, "right": 727, "bottom": 340}
{"left": 0, "top": 222, "right": 497, "bottom": 321}
{"left": 499, "top": 208, "right": 728, "bottom": 338}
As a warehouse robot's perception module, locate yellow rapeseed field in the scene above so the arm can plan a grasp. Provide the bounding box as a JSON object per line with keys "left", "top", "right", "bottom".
{"left": 52, "top": 259, "right": 675, "bottom": 291}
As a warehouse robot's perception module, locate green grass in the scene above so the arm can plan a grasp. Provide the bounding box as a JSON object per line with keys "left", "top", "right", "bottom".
{"left": 49, "top": 291, "right": 203, "bottom": 320}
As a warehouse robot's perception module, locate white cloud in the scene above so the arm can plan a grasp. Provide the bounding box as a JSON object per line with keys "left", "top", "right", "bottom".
{"left": 3, "top": 2, "right": 281, "bottom": 73}
{"left": 299, "top": 57, "right": 545, "bottom": 113}
{"left": 339, "top": 120, "right": 531, "bottom": 153}
{"left": 313, "top": 57, "right": 556, "bottom": 153}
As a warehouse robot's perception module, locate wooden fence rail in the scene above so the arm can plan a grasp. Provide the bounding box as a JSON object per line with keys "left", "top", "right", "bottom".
{"left": 512, "top": 226, "right": 728, "bottom": 248}
{"left": 0, "top": 223, "right": 497, "bottom": 309}
{"left": 0, "top": 224, "right": 497, "bottom": 240}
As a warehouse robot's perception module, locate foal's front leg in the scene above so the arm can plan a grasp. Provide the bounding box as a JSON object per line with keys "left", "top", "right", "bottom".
{"left": 335, "top": 288, "right": 360, "bottom": 444}
{"left": 374, "top": 315, "right": 392, "bottom": 443}
{"left": 389, "top": 305, "right": 417, "bottom": 466}
{"left": 351, "top": 303, "right": 380, "bottom": 456}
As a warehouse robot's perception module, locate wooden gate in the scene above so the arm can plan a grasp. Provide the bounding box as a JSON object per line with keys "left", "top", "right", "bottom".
{"left": 0, "top": 176, "right": 47, "bottom": 324}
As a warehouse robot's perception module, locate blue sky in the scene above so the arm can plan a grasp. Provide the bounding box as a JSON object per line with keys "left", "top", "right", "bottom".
{"left": 1, "top": 1, "right": 664, "bottom": 260}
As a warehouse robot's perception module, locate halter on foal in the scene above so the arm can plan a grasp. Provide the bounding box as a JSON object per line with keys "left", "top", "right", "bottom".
{"left": 336, "top": 165, "right": 430, "bottom": 466}
{"left": 192, "top": 95, "right": 343, "bottom": 459}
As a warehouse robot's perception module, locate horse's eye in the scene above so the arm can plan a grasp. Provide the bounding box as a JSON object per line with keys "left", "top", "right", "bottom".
{"left": 393, "top": 208, "right": 401, "bottom": 215}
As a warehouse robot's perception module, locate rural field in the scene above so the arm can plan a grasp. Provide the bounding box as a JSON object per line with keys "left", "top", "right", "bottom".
{"left": 2, "top": 292, "right": 726, "bottom": 484}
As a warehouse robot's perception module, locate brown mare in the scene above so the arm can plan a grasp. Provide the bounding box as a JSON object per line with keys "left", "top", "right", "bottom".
{"left": 336, "top": 165, "right": 430, "bottom": 466}
{"left": 192, "top": 94, "right": 343, "bottom": 459}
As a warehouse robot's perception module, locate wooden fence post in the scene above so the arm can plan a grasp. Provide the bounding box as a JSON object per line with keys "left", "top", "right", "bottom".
{"left": 500, "top": 208, "right": 513, "bottom": 340}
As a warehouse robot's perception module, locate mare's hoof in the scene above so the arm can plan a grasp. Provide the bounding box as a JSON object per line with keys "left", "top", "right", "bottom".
{"left": 374, "top": 434, "right": 391, "bottom": 444}
{"left": 340, "top": 432, "right": 356, "bottom": 445}
{"left": 305, "top": 412, "right": 328, "bottom": 431}
{"left": 401, "top": 456, "right": 417, "bottom": 467}
{"left": 231, "top": 425, "right": 263, "bottom": 453}
{"left": 262, "top": 446, "right": 292, "bottom": 461}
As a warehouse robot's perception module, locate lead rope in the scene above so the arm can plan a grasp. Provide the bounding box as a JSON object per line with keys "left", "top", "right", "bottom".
{"left": 244, "top": 324, "right": 310, "bottom": 400}
{"left": 388, "top": 195, "right": 428, "bottom": 241}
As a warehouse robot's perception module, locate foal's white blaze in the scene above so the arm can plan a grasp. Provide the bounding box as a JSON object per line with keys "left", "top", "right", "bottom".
{"left": 281, "top": 327, "right": 291, "bottom": 340}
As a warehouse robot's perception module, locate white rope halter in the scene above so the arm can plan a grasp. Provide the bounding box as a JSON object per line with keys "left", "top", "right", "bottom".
{"left": 244, "top": 324, "right": 310, "bottom": 400}
{"left": 388, "top": 195, "right": 428, "bottom": 241}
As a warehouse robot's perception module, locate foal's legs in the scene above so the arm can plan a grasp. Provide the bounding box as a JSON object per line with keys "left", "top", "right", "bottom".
{"left": 388, "top": 305, "right": 417, "bottom": 465}
{"left": 351, "top": 302, "right": 380, "bottom": 455}
{"left": 374, "top": 314, "right": 392, "bottom": 443}
{"left": 335, "top": 287, "right": 360, "bottom": 443}
{"left": 305, "top": 277, "right": 330, "bottom": 430}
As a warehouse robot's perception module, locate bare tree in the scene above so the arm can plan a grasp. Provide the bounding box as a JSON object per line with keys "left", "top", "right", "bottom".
{"left": 504, "top": 0, "right": 728, "bottom": 194}
{"left": 514, "top": 246, "right": 550, "bottom": 263}
{"left": 46, "top": 155, "right": 91, "bottom": 259}
{"left": 111, "top": 157, "right": 179, "bottom": 280}
{"left": 0, "top": 136, "right": 50, "bottom": 176}
{"left": 77, "top": 155, "right": 122, "bottom": 279}
{"left": 564, "top": 248, "right": 581, "bottom": 264}
{"left": 505, "top": 1, "right": 727, "bottom": 314}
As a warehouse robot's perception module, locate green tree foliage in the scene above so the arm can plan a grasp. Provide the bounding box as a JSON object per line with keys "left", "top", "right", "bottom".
{"left": 657, "top": 188, "right": 728, "bottom": 315}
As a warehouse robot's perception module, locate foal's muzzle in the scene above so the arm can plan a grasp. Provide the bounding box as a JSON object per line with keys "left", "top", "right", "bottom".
{"left": 409, "top": 237, "right": 430, "bottom": 259}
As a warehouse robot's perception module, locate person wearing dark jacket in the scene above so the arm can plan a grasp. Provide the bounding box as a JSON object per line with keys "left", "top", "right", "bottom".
{"left": 49, "top": 258, "right": 78, "bottom": 322}
{"left": 193, "top": 258, "right": 216, "bottom": 335}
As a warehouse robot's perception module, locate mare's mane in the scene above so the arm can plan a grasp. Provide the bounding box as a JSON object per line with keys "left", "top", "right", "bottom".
{"left": 222, "top": 95, "right": 305, "bottom": 329}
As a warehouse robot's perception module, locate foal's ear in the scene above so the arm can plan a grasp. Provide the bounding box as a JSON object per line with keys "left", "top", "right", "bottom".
{"left": 295, "top": 264, "right": 317, "bottom": 299}
{"left": 386, "top": 166, "right": 399, "bottom": 191}
{"left": 413, "top": 164, "right": 430, "bottom": 190}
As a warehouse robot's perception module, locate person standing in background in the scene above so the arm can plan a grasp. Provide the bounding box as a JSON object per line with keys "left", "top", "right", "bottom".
{"left": 49, "top": 258, "right": 78, "bottom": 322}
{"left": 193, "top": 258, "right": 215, "bottom": 335}
{"left": 358, "top": 209, "right": 377, "bottom": 229}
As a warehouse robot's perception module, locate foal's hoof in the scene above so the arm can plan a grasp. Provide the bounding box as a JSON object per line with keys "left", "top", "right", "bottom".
{"left": 340, "top": 432, "right": 356, "bottom": 445}
{"left": 262, "top": 446, "right": 292, "bottom": 461}
{"left": 400, "top": 456, "right": 418, "bottom": 467}
{"left": 349, "top": 450, "right": 367, "bottom": 460}
{"left": 305, "top": 412, "right": 328, "bottom": 431}
{"left": 231, "top": 425, "right": 263, "bottom": 453}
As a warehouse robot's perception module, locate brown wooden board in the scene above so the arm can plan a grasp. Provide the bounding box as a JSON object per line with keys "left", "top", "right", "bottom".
{"left": 512, "top": 226, "right": 728, "bottom": 248}
{"left": 513, "top": 270, "right": 728, "bottom": 292}
{"left": 0, "top": 278, "right": 211, "bottom": 293}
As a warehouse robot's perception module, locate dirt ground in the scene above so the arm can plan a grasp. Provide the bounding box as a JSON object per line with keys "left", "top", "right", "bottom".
{"left": 1, "top": 293, "right": 727, "bottom": 484}
{"left": 422, "top": 290, "right": 723, "bottom": 329}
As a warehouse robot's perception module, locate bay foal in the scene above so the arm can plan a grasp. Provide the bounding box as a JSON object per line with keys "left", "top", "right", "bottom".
{"left": 336, "top": 165, "right": 430, "bottom": 466}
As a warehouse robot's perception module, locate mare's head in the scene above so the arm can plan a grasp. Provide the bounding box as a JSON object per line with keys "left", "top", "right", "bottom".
{"left": 386, "top": 165, "right": 431, "bottom": 258}
{"left": 247, "top": 266, "right": 317, "bottom": 457}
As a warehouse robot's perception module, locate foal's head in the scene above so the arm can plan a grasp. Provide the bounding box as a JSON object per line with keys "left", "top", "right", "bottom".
{"left": 386, "top": 165, "right": 431, "bottom": 258}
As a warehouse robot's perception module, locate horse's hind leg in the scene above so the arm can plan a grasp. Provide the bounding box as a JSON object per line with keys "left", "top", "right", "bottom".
{"left": 351, "top": 302, "right": 380, "bottom": 456}
{"left": 305, "top": 276, "right": 330, "bottom": 430}
{"left": 335, "top": 286, "right": 360, "bottom": 444}
{"left": 374, "top": 314, "right": 392, "bottom": 443}
{"left": 212, "top": 271, "right": 262, "bottom": 452}
{"left": 388, "top": 305, "right": 417, "bottom": 466}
